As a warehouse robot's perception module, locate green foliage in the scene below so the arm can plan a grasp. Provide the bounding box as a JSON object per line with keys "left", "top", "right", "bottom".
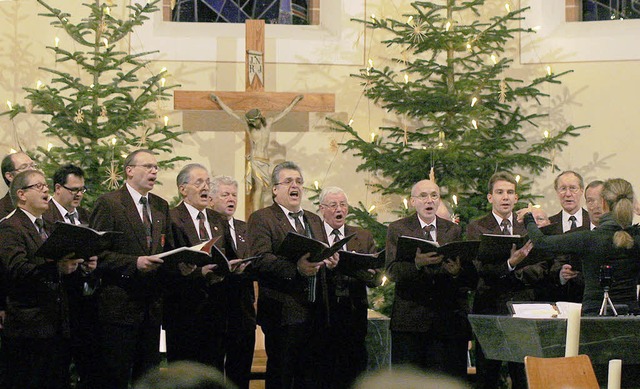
{"left": 333, "top": 0, "right": 587, "bottom": 313}
{"left": 1, "top": 0, "right": 188, "bottom": 207}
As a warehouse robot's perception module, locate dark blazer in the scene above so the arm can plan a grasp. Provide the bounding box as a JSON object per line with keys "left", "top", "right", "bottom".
{"left": 89, "top": 185, "right": 173, "bottom": 327}
{"left": 386, "top": 215, "right": 477, "bottom": 336}
{"left": 0, "top": 208, "right": 70, "bottom": 338}
{"left": 247, "top": 202, "right": 328, "bottom": 328}
{"left": 0, "top": 192, "right": 14, "bottom": 220}
{"left": 548, "top": 208, "right": 591, "bottom": 234}
{"left": 467, "top": 212, "right": 547, "bottom": 314}
{"left": 42, "top": 199, "right": 90, "bottom": 226}
{"left": 225, "top": 217, "right": 257, "bottom": 332}
{"left": 164, "top": 202, "right": 229, "bottom": 332}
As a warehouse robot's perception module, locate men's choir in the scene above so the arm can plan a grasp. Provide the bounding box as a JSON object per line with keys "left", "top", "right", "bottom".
{"left": 0, "top": 150, "right": 638, "bottom": 388}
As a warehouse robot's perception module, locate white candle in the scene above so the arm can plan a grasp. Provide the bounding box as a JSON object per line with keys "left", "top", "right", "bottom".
{"left": 608, "top": 359, "right": 622, "bottom": 389}
{"left": 565, "top": 306, "right": 581, "bottom": 357}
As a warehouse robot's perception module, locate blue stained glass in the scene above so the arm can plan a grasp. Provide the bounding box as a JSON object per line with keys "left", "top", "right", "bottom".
{"left": 173, "top": 0, "right": 309, "bottom": 25}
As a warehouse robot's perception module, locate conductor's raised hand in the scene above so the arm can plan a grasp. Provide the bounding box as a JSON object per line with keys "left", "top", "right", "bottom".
{"left": 297, "top": 253, "right": 322, "bottom": 277}
{"left": 415, "top": 248, "right": 443, "bottom": 269}
{"left": 137, "top": 255, "right": 163, "bottom": 272}
{"left": 507, "top": 240, "right": 533, "bottom": 268}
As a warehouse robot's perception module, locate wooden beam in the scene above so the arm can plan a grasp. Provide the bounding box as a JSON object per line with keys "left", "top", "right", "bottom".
{"left": 174, "top": 91, "right": 335, "bottom": 112}
{"left": 246, "top": 20, "right": 265, "bottom": 92}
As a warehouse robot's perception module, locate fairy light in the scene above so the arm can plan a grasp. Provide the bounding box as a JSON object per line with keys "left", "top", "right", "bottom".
{"left": 348, "top": 119, "right": 354, "bottom": 126}
{"left": 407, "top": 16, "right": 413, "bottom": 24}
{"left": 370, "top": 132, "right": 377, "bottom": 142}
{"left": 160, "top": 78, "right": 166, "bottom": 87}
{"left": 47, "top": 143, "right": 53, "bottom": 152}
{"left": 370, "top": 13, "right": 376, "bottom": 20}
{"left": 102, "top": 38, "right": 109, "bottom": 48}
{"left": 515, "top": 175, "right": 521, "bottom": 183}
{"left": 104, "top": 7, "right": 110, "bottom": 15}
{"left": 314, "top": 180, "right": 319, "bottom": 190}
{"left": 471, "top": 97, "right": 478, "bottom": 107}
{"left": 543, "top": 130, "right": 550, "bottom": 138}
{"left": 437, "top": 142, "right": 444, "bottom": 149}
{"left": 546, "top": 66, "right": 552, "bottom": 76}
{"left": 491, "top": 54, "right": 497, "bottom": 65}
{"left": 111, "top": 137, "right": 117, "bottom": 146}
{"left": 9, "top": 148, "right": 16, "bottom": 154}
{"left": 163, "top": 116, "right": 169, "bottom": 126}
{"left": 471, "top": 119, "right": 478, "bottom": 129}
{"left": 466, "top": 42, "right": 472, "bottom": 50}
{"left": 403, "top": 198, "right": 408, "bottom": 209}
{"left": 36, "top": 80, "right": 43, "bottom": 89}
{"left": 452, "top": 195, "right": 458, "bottom": 206}
{"left": 445, "top": 21, "right": 451, "bottom": 31}
{"left": 404, "top": 74, "right": 409, "bottom": 84}
{"left": 532, "top": 25, "right": 542, "bottom": 31}
{"left": 505, "top": 3, "right": 511, "bottom": 12}
{"left": 54, "top": 37, "right": 59, "bottom": 48}
{"left": 381, "top": 275, "right": 388, "bottom": 286}
{"left": 368, "top": 204, "right": 376, "bottom": 213}
{"left": 6, "top": 101, "right": 12, "bottom": 110}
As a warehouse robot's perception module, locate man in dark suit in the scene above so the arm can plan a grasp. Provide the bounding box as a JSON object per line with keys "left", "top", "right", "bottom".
{"left": 0, "top": 170, "right": 84, "bottom": 388}
{"left": 42, "top": 164, "right": 99, "bottom": 389}
{"left": 247, "top": 161, "right": 338, "bottom": 389}
{"left": 89, "top": 149, "right": 173, "bottom": 388}
{"left": 386, "top": 179, "right": 477, "bottom": 379}
{"left": 209, "top": 174, "right": 257, "bottom": 389}
{"left": 318, "top": 186, "right": 380, "bottom": 388}
{"left": 0, "top": 151, "right": 38, "bottom": 219}
{"left": 467, "top": 172, "right": 537, "bottom": 389}
{"left": 548, "top": 171, "right": 590, "bottom": 233}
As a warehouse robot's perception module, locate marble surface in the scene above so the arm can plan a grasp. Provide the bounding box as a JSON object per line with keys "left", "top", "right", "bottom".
{"left": 366, "top": 309, "right": 391, "bottom": 370}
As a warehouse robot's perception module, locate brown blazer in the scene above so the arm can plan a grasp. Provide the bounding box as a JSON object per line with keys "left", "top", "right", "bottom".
{"left": 548, "top": 208, "right": 590, "bottom": 233}
{"left": 0, "top": 192, "right": 14, "bottom": 220}
{"left": 42, "top": 199, "right": 91, "bottom": 226}
{"left": 89, "top": 186, "right": 173, "bottom": 326}
{"left": 247, "top": 202, "right": 328, "bottom": 328}
{"left": 0, "top": 208, "right": 70, "bottom": 338}
{"left": 386, "top": 215, "right": 476, "bottom": 336}
{"left": 225, "top": 218, "right": 257, "bottom": 332}
{"left": 467, "top": 212, "right": 545, "bottom": 314}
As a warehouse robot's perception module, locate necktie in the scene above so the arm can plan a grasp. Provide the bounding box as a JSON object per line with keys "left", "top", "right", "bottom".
{"left": 568, "top": 215, "right": 578, "bottom": 230}
{"left": 423, "top": 225, "right": 435, "bottom": 241}
{"left": 500, "top": 219, "right": 511, "bottom": 235}
{"left": 289, "top": 211, "right": 305, "bottom": 235}
{"left": 34, "top": 218, "right": 48, "bottom": 241}
{"left": 197, "top": 211, "right": 210, "bottom": 242}
{"left": 140, "top": 197, "right": 152, "bottom": 249}
{"left": 229, "top": 221, "right": 238, "bottom": 252}
{"left": 331, "top": 229, "right": 341, "bottom": 246}
{"left": 66, "top": 211, "right": 77, "bottom": 225}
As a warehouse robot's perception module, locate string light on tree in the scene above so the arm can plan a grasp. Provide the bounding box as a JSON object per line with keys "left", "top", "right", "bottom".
{"left": 546, "top": 65, "right": 552, "bottom": 76}
{"left": 313, "top": 181, "right": 319, "bottom": 190}
{"left": 471, "top": 97, "right": 478, "bottom": 107}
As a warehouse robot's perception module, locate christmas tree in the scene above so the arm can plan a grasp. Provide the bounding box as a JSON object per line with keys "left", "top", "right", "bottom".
{"left": 2, "top": 0, "right": 188, "bottom": 207}
{"left": 330, "top": 0, "right": 586, "bottom": 315}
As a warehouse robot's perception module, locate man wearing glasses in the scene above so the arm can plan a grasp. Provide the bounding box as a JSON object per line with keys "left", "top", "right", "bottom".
{"left": 89, "top": 149, "right": 174, "bottom": 388}
{"left": 548, "top": 170, "right": 590, "bottom": 233}
{"left": 318, "top": 186, "right": 380, "bottom": 389}
{"left": 247, "top": 161, "right": 338, "bottom": 389}
{"left": 0, "top": 151, "right": 38, "bottom": 219}
{"left": 386, "top": 179, "right": 476, "bottom": 379}
{"left": 0, "top": 170, "right": 84, "bottom": 388}
{"left": 42, "top": 164, "right": 99, "bottom": 389}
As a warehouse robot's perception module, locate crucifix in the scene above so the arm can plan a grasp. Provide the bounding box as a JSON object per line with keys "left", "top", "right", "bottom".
{"left": 174, "top": 20, "right": 335, "bottom": 217}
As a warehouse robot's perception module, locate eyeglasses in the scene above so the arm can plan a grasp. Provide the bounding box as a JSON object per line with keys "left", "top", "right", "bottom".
{"left": 21, "top": 182, "right": 49, "bottom": 192}
{"left": 412, "top": 192, "right": 440, "bottom": 201}
{"left": 557, "top": 186, "right": 581, "bottom": 194}
{"left": 12, "top": 162, "right": 38, "bottom": 173}
{"left": 190, "top": 179, "right": 211, "bottom": 189}
{"left": 62, "top": 184, "right": 87, "bottom": 195}
{"left": 129, "top": 164, "right": 159, "bottom": 172}
{"left": 321, "top": 202, "right": 348, "bottom": 210}
{"left": 275, "top": 178, "right": 304, "bottom": 186}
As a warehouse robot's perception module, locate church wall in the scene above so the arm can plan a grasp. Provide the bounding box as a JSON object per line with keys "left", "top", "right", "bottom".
{"left": 0, "top": 0, "right": 639, "bottom": 222}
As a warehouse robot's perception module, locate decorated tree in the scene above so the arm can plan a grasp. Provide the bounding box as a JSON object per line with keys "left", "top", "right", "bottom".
{"left": 329, "top": 0, "right": 586, "bottom": 315}
{"left": 2, "top": 0, "right": 187, "bottom": 207}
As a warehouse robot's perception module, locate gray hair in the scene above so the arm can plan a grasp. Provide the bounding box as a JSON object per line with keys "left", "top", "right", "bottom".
{"left": 270, "top": 161, "right": 303, "bottom": 187}
{"left": 10, "top": 170, "right": 44, "bottom": 206}
{"left": 318, "top": 186, "right": 349, "bottom": 204}
{"left": 176, "top": 163, "right": 208, "bottom": 187}
{"left": 210, "top": 175, "right": 238, "bottom": 196}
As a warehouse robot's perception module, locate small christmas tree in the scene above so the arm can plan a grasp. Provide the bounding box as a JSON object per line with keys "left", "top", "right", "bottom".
{"left": 2, "top": 0, "right": 188, "bottom": 207}
{"left": 330, "top": 0, "right": 586, "bottom": 315}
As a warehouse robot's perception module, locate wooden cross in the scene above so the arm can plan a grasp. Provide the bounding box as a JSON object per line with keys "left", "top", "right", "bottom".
{"left": 174, "top": 20, "right": 335, "bottom": 217}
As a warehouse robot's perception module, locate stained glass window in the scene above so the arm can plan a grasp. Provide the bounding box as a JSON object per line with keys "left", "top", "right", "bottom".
{"left": 581, "top": 0, "right": 640, "bottom": 21}
{"left": 172, "top": 0, "right": 310, "bottom": 24}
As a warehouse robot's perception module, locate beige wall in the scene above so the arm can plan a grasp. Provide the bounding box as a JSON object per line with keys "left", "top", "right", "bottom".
{"left": 1, "top": 0, "right": 639, "bottom": 221}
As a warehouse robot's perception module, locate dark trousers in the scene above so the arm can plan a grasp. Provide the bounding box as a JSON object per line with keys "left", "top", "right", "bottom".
{"left": 328, "top": 301, "right": 369, "bottom": 389}
{"left": 224, "top": 329, "right": 256, "bottom": 389}
{"left": 263, "top": 320, "right": 331, "bottom": 389}
{"left": 69, "top": 296, "right": 101, "bottom": 389}
{"left": 392, "top": 331, "right": 469, "bottom": 379}
{"left": 4, "top": 336, "right": 71, "bottom": 389}
{"left": 165, "top": 325, "right": 225, "bottom": 369}
{"left": 475, "top": 339, "right": 526, "bottom": 389}
{"left": 97, "top": 322, "right": 161, "bottom": 389}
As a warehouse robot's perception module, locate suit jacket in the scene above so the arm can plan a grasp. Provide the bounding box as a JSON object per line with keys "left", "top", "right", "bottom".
{"left": 89, "top": 186, "right": 173, "bottom": 327}
{"left": 247, "top": 202, "right": 328, "bottom": 328}
{"left": 164, "top": 203, "right": 233, "bottom": 333}
{"left": 0, "top": 192, "right": 14, "bottom": 220}
{"left": 224, "top": 217, "right": 257, "bottom": 332}
{"left": 0, "top": 208, "right": 71, "bottom": 338}
{"left": 467, "top": 212, "right": 546, "bottom": 314}
{"left": 386, "top": 215, "right": 477, "bottom": 336}
{"left": 548, "top": 208, "right": 591, "bottom": 234}
{"left": 42, "top": 199, "right": 91, "bottom": 226}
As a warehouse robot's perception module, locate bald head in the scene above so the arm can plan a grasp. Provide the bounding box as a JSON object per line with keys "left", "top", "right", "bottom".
{"left": 410, "top": 180, "right": 441, "bottom": 224}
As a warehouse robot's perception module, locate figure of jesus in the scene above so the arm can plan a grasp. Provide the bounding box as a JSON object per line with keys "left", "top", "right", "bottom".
{"left": 210, "top": 93, "right": 303, "bottom": 212}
